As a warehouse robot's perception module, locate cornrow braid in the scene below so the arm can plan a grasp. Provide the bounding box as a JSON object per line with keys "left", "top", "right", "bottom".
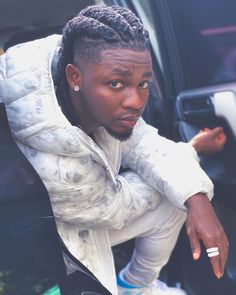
{"left": 79, "top": 5, "right": 147, "bottom": 42}
{"left": 56, "top": 4, "right": 150, "bottom": 124}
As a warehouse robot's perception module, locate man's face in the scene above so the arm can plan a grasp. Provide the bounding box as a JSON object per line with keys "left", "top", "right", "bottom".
{"left": 77, "top": 48, "right": 152, "bottom": 141}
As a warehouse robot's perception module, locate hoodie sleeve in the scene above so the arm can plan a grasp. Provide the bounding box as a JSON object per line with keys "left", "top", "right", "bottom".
{"left": 121, "top": 118, "right": 214, "bottom": 210}
{"left": 16, "top": 140, "right": 165, "bottom": 230}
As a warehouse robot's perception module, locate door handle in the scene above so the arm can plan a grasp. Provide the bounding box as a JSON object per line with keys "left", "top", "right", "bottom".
{"left": 177, "top": 95, "right": 215, "bottom": 123}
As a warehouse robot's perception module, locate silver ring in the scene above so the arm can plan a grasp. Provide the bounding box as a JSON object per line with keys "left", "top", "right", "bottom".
{"left": 206, "top": 247, "right": 218, "bottom": 253}
{"left": 208, "top": 251, "right": 219, "bottom": 258}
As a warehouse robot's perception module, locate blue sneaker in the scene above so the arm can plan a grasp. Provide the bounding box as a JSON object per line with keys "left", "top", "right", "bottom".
{"left": 117, "top": 270, "right": 187, "bottom": 295}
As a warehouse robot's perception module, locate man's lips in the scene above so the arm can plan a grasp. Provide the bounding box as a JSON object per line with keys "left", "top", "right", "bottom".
{"left": 116, "top": 115, "right": 140, "bottom": 128}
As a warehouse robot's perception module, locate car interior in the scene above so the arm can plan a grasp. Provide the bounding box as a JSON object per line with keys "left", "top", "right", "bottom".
{"left": 0, "top": 0, "right": 236, "bottom": 294}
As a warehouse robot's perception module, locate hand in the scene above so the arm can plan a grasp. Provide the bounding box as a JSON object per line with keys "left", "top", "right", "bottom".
{"left": 190, "top": 127, "right": 226, "bottom": 155}
{"left": 185, "top": 193, "right": 229, "bottom": 279}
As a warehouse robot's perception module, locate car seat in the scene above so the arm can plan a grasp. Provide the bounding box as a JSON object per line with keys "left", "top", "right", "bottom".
{"left": 0, "top": 102, "right": 111, "bottom": 295}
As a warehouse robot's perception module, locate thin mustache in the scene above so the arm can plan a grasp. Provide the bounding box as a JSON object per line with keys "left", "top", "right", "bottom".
{"left": 118, "top": 112, "right": 142, "bottom": 120}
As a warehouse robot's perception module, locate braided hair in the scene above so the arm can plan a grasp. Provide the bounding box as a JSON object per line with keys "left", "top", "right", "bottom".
{"left": 56, "top": 4, "right": 150, "bottom": 124}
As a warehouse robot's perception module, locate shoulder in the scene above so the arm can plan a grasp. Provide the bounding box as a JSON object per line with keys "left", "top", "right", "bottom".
{"left": 2, "top": 34, "right": 61, "bottom": 72}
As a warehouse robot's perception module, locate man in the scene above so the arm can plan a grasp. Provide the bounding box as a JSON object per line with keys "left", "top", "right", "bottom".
{"left": 0, "top": 4, "right": 228, "bottom": 295}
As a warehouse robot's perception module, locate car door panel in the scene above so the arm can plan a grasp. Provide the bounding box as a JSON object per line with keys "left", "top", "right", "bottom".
{"left": 212, "top": 91, "right": 236, "bottom": 138}
{"left": 176, "top": 86, "right": 236, "bottom": 207}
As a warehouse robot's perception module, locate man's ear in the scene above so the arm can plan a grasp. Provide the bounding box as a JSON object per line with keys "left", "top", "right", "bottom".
{"left": 66, "top": 64, "right": 81, "bottom": 89}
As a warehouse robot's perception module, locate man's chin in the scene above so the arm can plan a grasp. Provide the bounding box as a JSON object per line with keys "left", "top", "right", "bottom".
{"left": 105, "top": 127, "right": 133, "bottom": 141}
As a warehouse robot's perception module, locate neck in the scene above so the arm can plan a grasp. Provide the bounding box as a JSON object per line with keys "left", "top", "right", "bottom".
{"left": 68, "top": 88, "right": 98, "bottom": 134}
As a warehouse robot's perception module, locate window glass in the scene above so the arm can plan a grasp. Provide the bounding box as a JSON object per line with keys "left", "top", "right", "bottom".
{"left": 167, "top": 0, "right": 236, "bottom": 89}
{"left": 132, "top": 1, "right": 162, "bottom": 70}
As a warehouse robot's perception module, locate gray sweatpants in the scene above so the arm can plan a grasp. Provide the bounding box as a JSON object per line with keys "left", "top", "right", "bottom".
{"left": 109, "top": 197, "right": 186, "bottom": 286}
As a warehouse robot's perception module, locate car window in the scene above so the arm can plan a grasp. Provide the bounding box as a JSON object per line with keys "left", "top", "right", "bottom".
{"left": 167, "top": 0, "right": 236, "bottom": 89}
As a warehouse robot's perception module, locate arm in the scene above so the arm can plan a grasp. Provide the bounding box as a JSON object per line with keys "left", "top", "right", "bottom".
{"left": 17, "top": 141, "right": 163, "bottom": 231}
{"left": 122, "top": 119, "right": 228, "bottom": 278}
{"left": 187, "top": 127, "right": 228, "bottom": 279}
{"left": 121, "top": 118, "right": 214, "bottom": 209}
{"left": 185, "top": 193, "right": 229, "bottom": 279}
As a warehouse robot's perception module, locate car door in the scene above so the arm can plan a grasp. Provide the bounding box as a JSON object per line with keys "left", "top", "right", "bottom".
{"left": 158, "top": 1, "right": 236, "bottom": 293}
{"left": 164, "top": 0, "right": 236, "bottom": 192}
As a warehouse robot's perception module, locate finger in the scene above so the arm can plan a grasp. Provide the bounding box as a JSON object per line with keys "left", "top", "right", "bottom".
{"left": 216, "top": 137, "right": 227, "bottom": 149}
{"left": 216, "top": 132, "right": 225, "bottom": 140}
{"left": 209, "top": 251, "right": 221, "bottom": 279}
{"left": 211, "top": 127, "right": 224, "bottom": 137}
{"left": 187, "top": 227, "right": 201, "bottom": 260}
{"left": 205, "top": 231, "right": 229, "bottom": 279}
{"left": 204, "top": 242, "right": 221, "bottom": 278}
{"left": 203, "top": 235, "right": 221, "bottom": 279}
{"left": 202, "top": 128, "right": 210, "bottom": 132}
{"left": 219, "top": 233, "right": 229, "bottom": 277}
{"left": 214, "top": 133, "right": 227, "bottom": 152}
{"left": 209, "top": 241, "right": 228, "bottom": 279}
{"left": 216, "top": 133, "right": 226, "bottom": 143}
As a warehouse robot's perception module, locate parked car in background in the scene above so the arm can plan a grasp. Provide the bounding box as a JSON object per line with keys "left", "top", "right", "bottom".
{"left": 0, "top": 0, "right": 236, "bottom": 294}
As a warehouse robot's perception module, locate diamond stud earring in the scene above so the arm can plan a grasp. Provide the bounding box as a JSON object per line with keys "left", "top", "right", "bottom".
{"left": 74, "top": 85, "right": 80, "bottom": 92}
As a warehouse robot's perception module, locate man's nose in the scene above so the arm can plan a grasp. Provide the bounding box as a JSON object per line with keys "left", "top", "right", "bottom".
{"left": 121, "top": 88, "right": 146, "bottom": 110}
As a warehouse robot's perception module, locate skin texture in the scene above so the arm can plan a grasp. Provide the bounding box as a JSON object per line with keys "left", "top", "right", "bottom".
{"left": 185, "top": 193, "right": 229, "bottom": 279}
{"left": 66, "top": 47, "right": 228, "bottom": 279}
{"left": 190, "top": 127, "right": 227, "bottom": 155}
{"left": 66, "top": 49, "right": 152, "bottom": 140}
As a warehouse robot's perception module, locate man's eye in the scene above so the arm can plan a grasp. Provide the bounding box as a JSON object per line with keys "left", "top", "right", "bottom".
{"left": 109, "top": 81, "right": 124, "bottom": 89}
{"left": 139, "top": 81, "right": 150, "bottom": 89}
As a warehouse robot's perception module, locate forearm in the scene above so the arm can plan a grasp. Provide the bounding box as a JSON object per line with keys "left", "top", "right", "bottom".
{"left": 122, "top": 119, "right": 213, "bottom": 210}
{"left": 50, "top": 171, "right": 163, "bottom": 230}
{"left": 185, "top": 192, "right": 211, "bottom": 209}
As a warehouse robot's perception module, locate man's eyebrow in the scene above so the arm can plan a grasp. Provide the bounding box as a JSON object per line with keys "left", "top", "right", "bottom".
{"left": 142, "top": 71, "right": 153, "bottom": 78}
{"left": 110, "top": 69, "right": 153, "bottom": 78}
{"left": 111, "top": 68, "right": 132, "bottom": 76}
